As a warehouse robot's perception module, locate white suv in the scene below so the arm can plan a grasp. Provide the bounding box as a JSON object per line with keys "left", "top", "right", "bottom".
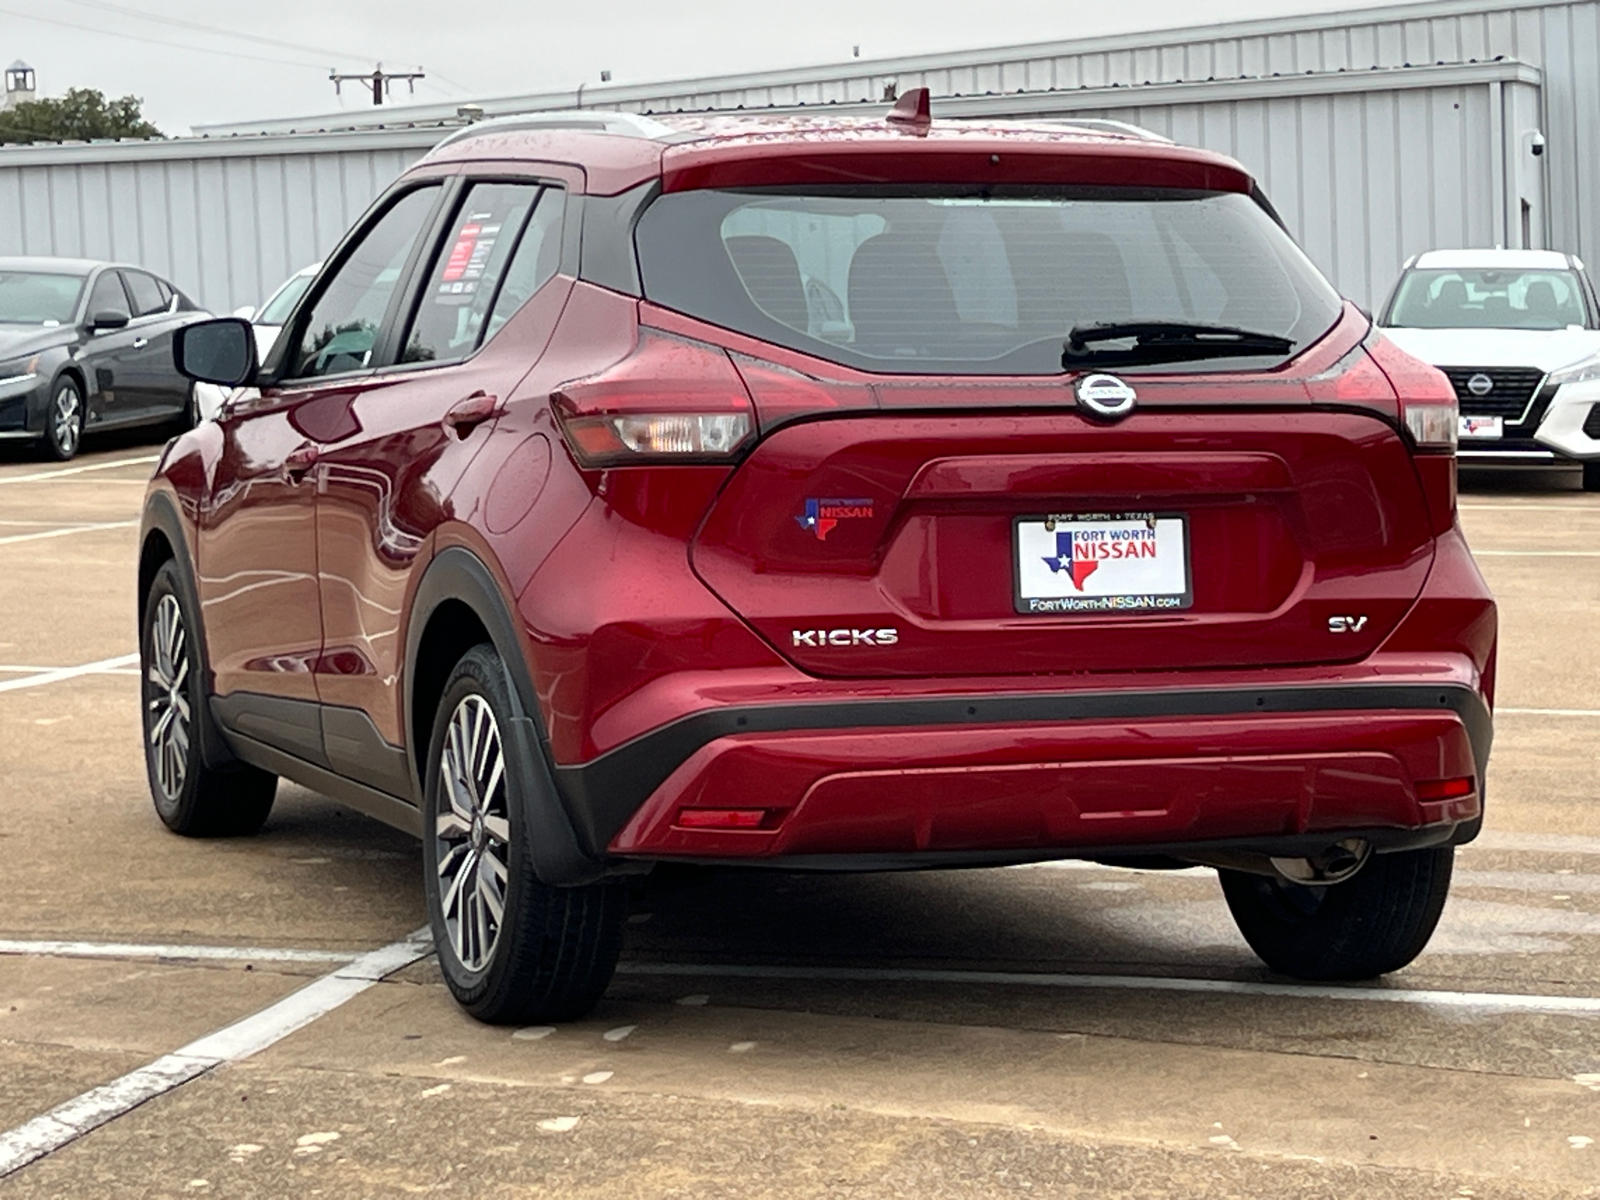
{"left": 1378, "top": 248, "right": 1600, "bottom": 489}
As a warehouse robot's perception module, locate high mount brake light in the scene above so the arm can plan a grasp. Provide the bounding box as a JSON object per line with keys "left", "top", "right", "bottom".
{"left": 554, "top": 332, "right": 757, "bottom": 468}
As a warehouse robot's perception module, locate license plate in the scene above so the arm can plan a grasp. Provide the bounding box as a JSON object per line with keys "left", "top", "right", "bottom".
{"left": 1460, "top": 415, "right": 1504, "bottom": 439}
{"left": 1013, "top": 513, "right": 1191, "bottom": 615}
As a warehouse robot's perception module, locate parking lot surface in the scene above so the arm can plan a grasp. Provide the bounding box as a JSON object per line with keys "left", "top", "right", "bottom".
{"left": 2, "top": 439, "right": 1599, "bottom": 1198}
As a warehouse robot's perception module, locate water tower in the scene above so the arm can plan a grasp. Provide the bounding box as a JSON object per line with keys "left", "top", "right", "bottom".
{"left": 4, "top": 61, "right": 36, "bottom": 112}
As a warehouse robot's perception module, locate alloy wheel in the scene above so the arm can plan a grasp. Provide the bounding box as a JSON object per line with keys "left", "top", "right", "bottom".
{"left": 145, "top": 593, "right": 191, "bottom": 800}
{"left": 52, "top": 384, "right": 81, "bottom": 457}
{"left": 434, "top": 694, "right": 512, "bottom": 972}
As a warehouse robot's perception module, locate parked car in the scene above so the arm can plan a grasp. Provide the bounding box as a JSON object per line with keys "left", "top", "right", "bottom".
{"left": 194, "top": 262, "right": 322, "bottom": 422}
{"left": 141, "top": 99, "right": 1495, "bottom": 1024}
{"left": 0, "top": 257, "right": 207, "bottom": 459}
{"left": 1378, "top": 248, "right": 1600, "bottom": 488}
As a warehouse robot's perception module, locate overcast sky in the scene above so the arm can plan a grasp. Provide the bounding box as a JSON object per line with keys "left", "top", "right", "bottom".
{"left": 4, "top": 0, "right": 1406, "bottom": 135}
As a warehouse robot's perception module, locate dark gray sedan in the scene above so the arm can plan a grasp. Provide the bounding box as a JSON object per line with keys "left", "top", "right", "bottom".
{"left": 0, "top": 257, "right": 208, "bottom": 460}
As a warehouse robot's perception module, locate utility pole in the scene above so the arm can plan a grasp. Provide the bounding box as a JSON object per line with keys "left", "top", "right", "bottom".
{"left": 329, "top": 63, "right": 425, "bottom": 106}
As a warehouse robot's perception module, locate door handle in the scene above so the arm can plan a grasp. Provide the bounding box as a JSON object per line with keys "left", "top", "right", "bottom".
{"left": 444, "top": 392, "right": 501, "bottom": 437}
{"left": 284, "top": 444, "right": 320, "bottom": 482}
{"left": 132, "top": 337, "right": 149, "bottom": 349}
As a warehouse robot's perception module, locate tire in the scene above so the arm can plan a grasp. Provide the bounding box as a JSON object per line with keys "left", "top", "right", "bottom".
{"left": 141, "top": 560, "right": 277, "bottom": 836}
{"left": 41, "top": 377, "right": 84, "bottom": 461}
{"left": 1582, "top": 461, "right": 1600, "bottom": 493}
{"left": 423, "top": 644, "right": 624, "bottom": 1024}
{"left": 1219, "top": 846, "right": 1454, "bottom": 981}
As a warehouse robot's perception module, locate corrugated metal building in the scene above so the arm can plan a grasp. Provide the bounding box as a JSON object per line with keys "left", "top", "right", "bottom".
{"left": 2, "top": 0, "right": 1594, "bottom": 313}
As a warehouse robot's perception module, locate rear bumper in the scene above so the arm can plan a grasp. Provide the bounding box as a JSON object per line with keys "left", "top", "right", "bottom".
{"left": 565, "top": 678, "right": 1490, "bottom": 865}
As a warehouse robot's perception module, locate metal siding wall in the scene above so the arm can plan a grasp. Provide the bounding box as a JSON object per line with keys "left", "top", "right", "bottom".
{"left": 0, "top": 145, "right": 428, "bottom": 311}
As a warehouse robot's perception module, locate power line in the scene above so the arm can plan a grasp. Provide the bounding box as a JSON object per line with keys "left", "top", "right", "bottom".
{"left": 51, "top": 0, "right": 380, "bottom": 68}
{"left": 0, "top": 4, "right": 332, "bottom": 71}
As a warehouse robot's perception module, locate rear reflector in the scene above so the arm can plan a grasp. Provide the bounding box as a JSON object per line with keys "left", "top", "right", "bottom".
{"left": 675, "top": 808, "right": 770, "bottom": 829}
{"left": 1415, "top": 777, "right": 1475, "bottom": 801}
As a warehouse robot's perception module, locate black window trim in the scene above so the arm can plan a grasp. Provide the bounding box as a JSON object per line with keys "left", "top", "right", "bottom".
{"left": 379, "top": 173, "right": 569, "bottom": 377}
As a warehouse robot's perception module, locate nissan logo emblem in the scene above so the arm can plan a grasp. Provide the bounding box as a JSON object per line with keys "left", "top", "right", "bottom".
{"left": 1467, "top": 373, "right": 1495, "bottom": 397}
{"left": 1075, "top": 373, "right": 1138, "bottom": 421}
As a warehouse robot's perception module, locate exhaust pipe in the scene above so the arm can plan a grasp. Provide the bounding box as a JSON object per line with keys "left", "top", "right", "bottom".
{"left": 1186, "top": 837, "right": 1372, "bottom": 886}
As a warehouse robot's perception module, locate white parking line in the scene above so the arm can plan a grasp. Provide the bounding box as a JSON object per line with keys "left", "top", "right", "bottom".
{"left": 0, "top": 455, "right": 159, "bottom": 485}
{"left": 1497, "top": 707, "right": 1600, "bottom": 717}
{"left": 1474, "top": 831, "right": 1600, "bottom": 856}
{"left": 1460, "top": 503, "right": 1600, "bottom": 512}
{"left": 0, "top": 929, "right": 431, "bottom": 1179}
{"left": 0, "top": 521, "right": 137, "bottom": 547}
{"left": 1473, "top": 550, "right": 1600, "bottom": 557}
{"left": 0, "top": 940, "right": 361, "bottom": 965}
{"left": 616, "top": 962, "right": 1600, "bottom": 1016}
{"left": 0, "top": 654, "right": 139, "bottom": 694}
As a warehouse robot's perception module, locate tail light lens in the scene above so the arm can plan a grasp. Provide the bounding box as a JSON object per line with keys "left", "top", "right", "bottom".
{"left": 1309, "top": 336, "right": 1458, "bottom": 534}
{"left": 1365, "top": 335, "right": 1459, "bottom": 452}
{"left": 554, "top": 331, "right": 757, "bottom": 467}
{"left": 1404, "top": 404, "right": 1459, "bottom": 450}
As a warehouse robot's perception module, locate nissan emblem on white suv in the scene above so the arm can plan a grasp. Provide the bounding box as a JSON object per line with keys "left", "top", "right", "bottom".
{"left": 1076, "top": 373, "right": 1138, "bottom": 421}
{"left": 1466, "top": 373, "right": 1495, "bottom": 396}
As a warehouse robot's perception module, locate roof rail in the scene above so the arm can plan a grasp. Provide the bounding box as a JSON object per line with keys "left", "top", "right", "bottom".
{"left": 1032, "top": 118, "right": 1174, "bottom": 143}
{"left": 432, "top": 109, "right": 679, "bottom": 151}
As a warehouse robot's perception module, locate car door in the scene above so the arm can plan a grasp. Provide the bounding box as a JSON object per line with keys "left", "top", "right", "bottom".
{"left": 117, "top": 269, "right": 188, "bottom": 422}
{"left": 310, "top": 173, "right": 575, "bottom": 791}
{"left": 198, "top": 182, "right": 447, "bottom": 768}
{"left": 77, "top": 269, "right": 139, "bottom": 429}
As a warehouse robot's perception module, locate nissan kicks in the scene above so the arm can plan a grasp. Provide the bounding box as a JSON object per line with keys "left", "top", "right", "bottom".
{"left": 140, "top": 97, "right": 1496, "bottom": 1023}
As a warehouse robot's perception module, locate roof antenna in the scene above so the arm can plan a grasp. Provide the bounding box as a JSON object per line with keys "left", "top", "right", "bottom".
{"left": 886, "top": 86, "right": 931, "bottom": 132}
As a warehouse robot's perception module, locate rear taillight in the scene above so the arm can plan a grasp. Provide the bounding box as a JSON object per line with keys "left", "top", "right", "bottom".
{"left": 1309, "top": 337, "right": 1458, "bottom": 534}
{"left": 1365, "top": 336, "right": 1459, "bottom": 452}
{"left": 553, "top": 331, "right": 756, "bottom": 467}
{"left": 1403, "top": 404, "right": 1459, "bottom": 450}
{"left": 1365, "top": 335, "right": 1460, "bottom": 534}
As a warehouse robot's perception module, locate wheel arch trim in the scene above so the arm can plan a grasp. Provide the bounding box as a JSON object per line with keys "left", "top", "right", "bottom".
{"left": 404, "top": 545, "right": 608, "bottom": 885}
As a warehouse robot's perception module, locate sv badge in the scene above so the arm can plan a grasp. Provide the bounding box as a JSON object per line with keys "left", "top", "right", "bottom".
{"left": 1328, "top": 615, "right": 1369, "bottom": 634}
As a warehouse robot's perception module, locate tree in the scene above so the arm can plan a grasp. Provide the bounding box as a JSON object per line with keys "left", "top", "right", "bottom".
{"left": 0, "top": 88, "right": 162, "bottom": 145}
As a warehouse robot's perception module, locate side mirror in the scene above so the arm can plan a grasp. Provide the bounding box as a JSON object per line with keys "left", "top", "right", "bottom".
{"left": 90, "top": 310, "right": 130, "bottom": 332}
{"left": 174, "top": 317, "right": 258, "bottom": 388}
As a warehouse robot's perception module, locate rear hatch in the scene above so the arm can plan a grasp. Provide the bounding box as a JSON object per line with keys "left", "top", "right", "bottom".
{"left": 688, "top": 389, "right": 1434, "bottom": 678}
{"left": 630, "top": 141, "right": 1441, "bottom": 679}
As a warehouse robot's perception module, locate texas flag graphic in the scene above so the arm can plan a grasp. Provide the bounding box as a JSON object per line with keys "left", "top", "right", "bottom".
{"left": 1042, "top": 530, "right": 1100, "bottom": 591}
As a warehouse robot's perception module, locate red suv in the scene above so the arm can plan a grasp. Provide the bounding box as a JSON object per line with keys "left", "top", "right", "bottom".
{"left": 142, "top": 98, "right": 1495, "bottom": 1023}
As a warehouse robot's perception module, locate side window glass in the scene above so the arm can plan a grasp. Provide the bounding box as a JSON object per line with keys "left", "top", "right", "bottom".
{"left": 291, "top": 186, "right": 438, "bottom": 379}
{"left": 87, "top": 272, "right": 130, "bottom": 320}
{"left": 483, "top": 187, "right": 566, "bottom": 343}
{"left": 123, "top": 270, "right": 166, "bottom": 317}
{"left": 402, "top": 182, "right": 542, "bottom": 364}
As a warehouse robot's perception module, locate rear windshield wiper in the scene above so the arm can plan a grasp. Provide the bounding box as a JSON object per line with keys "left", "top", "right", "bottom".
{"left": 1063, "top": 321, "right": 1295, "bottom": 368}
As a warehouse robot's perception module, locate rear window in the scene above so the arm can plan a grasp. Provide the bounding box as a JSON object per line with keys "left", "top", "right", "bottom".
{"left": 635, "top": 187, "right": 1341, "bottom": 374}
{"left": 1385, "top": 267, "right": 1592, "bottom": 331}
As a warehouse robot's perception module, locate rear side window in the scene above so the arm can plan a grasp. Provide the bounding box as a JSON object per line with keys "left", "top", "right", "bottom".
{"left": 401, "top": 181, "right": 564, "bottom": 364}
{"left": 122, "top": 270, "right": 167, "bottom": 317}
{"left": 1385, "top": 268, "right": 1592, "bottom": 331}
{"left": 636, "top": 187, "right": 1341, "bottom": 374}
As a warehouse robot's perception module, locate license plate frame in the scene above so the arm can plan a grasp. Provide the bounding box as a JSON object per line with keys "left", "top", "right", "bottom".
{"left": 1012, "top": 512, "right": 1192, "bottom": 616}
